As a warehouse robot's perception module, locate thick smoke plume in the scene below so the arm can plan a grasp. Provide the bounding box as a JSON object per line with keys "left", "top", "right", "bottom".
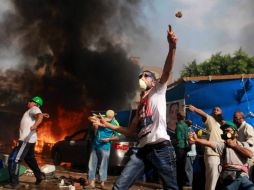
{"left": 0, "top": 0, "right": 148, "bottom": 112}
{"left": 0, "top": 0, "right": 148, "bottom": 144}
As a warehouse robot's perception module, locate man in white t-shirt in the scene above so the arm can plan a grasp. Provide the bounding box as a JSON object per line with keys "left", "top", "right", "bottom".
{"left": 6, "top": 96, "right": 49, "bottom": 189}
{"left": 233, "top": 111, "right": 254, "bottom": 147}
{"left": 90, "top": 26, "right": 178, "bottom": 190}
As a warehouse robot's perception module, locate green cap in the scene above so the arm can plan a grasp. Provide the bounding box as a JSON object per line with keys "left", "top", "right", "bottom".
{"left": 31, "top": 96, "right": 43, "bottom": 107}
{"left": 220, "top": 121, "right": 238, "bottom": 131}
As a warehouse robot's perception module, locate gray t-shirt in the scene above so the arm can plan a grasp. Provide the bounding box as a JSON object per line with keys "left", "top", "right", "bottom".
{"left": 214, "top": 141, "right": 254, "bottom": 174}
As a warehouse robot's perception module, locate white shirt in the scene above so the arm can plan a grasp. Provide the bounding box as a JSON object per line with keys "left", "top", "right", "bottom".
{"left": 204, "top": 115, "right": 223, "bottom": 156}
{"left": 138, "top": 82, "right": 170, "bottom": 147}
{"left": 19, "top": 106, "right": 42, "bottom": 143}
{"left": 237, "top": 121, "right": 254, "bottom": 146}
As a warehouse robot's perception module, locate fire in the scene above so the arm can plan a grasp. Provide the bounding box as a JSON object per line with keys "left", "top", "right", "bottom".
{"left": 35, "top": 107, "right": 89, "bottom": 153}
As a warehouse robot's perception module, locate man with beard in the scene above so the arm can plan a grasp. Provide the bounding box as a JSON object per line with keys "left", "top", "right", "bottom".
{"left": 90, "top": 26, "right": 178, "bottom": 190}
{"left": 188, "top": 105, "right": 224, "bottom": 190}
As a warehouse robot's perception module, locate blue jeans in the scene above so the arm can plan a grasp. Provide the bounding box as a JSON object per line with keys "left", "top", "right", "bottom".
{"left": 88, "top": 148, "right": 110, "bottom": 182}
{"left": 219, "top": 176, "right": 254, "bottom": 190}
{"left": 113, "top": 141, "right": 178, "bottom": 190}
{"left": 185, "top": 156, "right": 196, "bottom": 186}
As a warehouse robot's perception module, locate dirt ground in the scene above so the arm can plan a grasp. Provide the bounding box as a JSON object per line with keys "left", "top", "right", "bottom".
{"left": 0, "top": 156, "right": 164, "bottom": 190}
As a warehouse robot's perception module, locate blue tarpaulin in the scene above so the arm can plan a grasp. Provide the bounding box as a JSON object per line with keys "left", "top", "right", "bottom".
{"left": 166, "top": 77, "right": 254, "bottom": 128}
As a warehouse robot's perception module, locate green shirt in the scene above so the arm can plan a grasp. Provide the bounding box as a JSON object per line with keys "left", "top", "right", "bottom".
{"left": 176, "top": 121, "right": 189, "bottom": 149}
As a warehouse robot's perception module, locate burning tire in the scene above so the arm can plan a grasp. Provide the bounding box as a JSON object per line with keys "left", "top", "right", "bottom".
{"left": 52, "top": 150, "right": 62, "bottom": 165}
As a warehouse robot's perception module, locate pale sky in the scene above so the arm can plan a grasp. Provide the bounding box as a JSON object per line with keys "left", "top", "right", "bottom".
{"left": 1, "top": 0, "right": 254, "bottom": 80}
{"left": 130, "top": 0, "right": 254, "bottom": 79}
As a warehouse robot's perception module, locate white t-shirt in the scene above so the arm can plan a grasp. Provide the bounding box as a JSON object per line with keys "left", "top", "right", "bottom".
{"left": 19, "top": 106, "right": 42, "bottom": 143}
{"left": 138, "top": 82, "right": 170, "bottom": 147}
{"left": 204, "top": 115, "right": 223, "bottom": 156}
{"left": 237, "top": 121, "right": 254, "bottom": 146}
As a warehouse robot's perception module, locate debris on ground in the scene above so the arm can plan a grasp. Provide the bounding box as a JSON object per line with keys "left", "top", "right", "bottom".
{"left": 24, "top": 169, "right": 34, "bottom": 176}
{"left": 58, "top": 175, "right": 86, "bottom": 189}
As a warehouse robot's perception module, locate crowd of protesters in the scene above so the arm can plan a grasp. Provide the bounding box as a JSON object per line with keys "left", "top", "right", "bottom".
{"left": 5, "top": 25, "right": 254, "bottom": 190}
{"left": 88, "top": 26, "right": 254, "bottom": 190}
{"left": 166, "top": 104, "right": 254, "bottom": 190}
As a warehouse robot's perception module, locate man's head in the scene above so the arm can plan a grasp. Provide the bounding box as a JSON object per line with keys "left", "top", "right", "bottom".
{"left": 138, "top": 70, "right": 157, "bottom": 91}
{"left": 106, "top": 110, "right": 116, "bottom": 121}
{"left": 211, "top": 106, "right": 223, "bottom": 123}
{"left": 233, "top": 111, "right": 245, "bottom": 127}
{"left": 220, "top": 121, "right": 238, "bottom": 140}
{"left": 28, "top": 96, "right": 43, "bottom": 108}
{"left": 176, "top": 111, "right": 185, "bottom": 121}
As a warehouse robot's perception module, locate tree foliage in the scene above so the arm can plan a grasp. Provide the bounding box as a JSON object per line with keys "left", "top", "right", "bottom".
{"left": 180, "top": 48, "right": 254, "bottom": 77}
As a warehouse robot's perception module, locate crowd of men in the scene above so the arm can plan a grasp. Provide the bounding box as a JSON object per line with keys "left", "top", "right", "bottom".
{"left": 4, "top": 25, "right": 254, "bottom": 190}
{"left": 169, "top": 105, "right": 254, "bottom": 190}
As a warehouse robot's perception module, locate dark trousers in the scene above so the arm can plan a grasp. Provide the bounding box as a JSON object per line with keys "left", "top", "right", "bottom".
{"left": 8, "top": 141, "right": 42, "bottom": 185}
{"left": 176, "top": 148, "right": 187, "bottom": 190}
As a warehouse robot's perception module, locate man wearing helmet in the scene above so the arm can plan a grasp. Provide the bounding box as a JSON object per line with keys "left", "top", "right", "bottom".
{"left": 90, "top": 26, "right": 178, "bottom": 190}
{"left": 5, "top": 96, "right": 49, "bottom": 189}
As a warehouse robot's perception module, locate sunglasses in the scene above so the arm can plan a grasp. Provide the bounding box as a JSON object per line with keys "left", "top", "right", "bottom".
{"left": 139, "top": 72, "right": 153, "bottom": 79}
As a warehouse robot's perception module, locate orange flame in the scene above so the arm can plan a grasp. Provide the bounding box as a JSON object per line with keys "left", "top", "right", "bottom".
{"left": 35, "top": 107, "right": 89, "bottom": 154}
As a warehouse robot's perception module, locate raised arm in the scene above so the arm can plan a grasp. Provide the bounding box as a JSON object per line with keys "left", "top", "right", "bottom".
{"left": 188, "top": 105, "right": 208, "bottom": 120}
{"left": 226, "top": 140, "right": 253, "bottom": 159}
{"left": 159, "top": 26, "right": 178, "bottom": 84}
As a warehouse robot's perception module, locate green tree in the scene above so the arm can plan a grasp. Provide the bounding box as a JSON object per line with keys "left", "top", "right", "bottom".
{"left": 180, "top": 48, "right": 254, "bottom": 77}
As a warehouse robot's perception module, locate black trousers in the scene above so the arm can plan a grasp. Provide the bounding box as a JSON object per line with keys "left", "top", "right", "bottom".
{"left": 176, "top": 148, "right": 187, "bottom": 190}
{"left": 8, "top": 141, "right": 42, "bottom": 185}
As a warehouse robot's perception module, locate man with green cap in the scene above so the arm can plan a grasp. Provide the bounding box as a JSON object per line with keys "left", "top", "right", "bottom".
{"left": 189, "top": 121, "right": 254, "bottom": 189}
{"left": 5, "top": 96, "right": 49, "bottom": 189}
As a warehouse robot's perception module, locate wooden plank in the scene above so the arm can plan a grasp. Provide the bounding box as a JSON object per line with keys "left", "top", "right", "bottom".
{"left": 182, "top": 74, "right": 254, "bottom": 81}
{"left": 167, "top": 74, "right": 254, "bottom": 88}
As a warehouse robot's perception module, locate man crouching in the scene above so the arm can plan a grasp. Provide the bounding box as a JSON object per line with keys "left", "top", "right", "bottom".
{"left": 189, "top": 121, "right": 254, "bottom": 190}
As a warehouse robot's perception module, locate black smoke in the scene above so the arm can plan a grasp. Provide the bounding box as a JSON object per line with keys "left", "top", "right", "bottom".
{"left": 0, "top": 0, "right": 148, "bottom": 113}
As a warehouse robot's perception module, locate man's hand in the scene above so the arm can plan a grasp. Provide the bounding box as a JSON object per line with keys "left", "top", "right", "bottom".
{"left": 101, "top": 138, "right": 110, "bottom": 143}
{"left": 30, "top": 125, "right": 37, "bottom": 131}
{"left": 188, "top": 105, "right": 196, "bottom": 112}
{"left": 97, "top": 113, "right": 107, "bottom": 126}
{"left": 225, "top": 138, "right": 237, "bottom": 148}
{"left": 88, "top": 114, "right": 108, "bottom": 128}
{"left": 189, "top": 132, "right": 197, "bottom": 144}
{"left": 43, "top": 113, "right": 50, "bottom": 118}
{"left": 167, "top": 29, "right": 177, "bottom": 49}
{"left": 88, "top": 116, "right": 99, "bottom": 123}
